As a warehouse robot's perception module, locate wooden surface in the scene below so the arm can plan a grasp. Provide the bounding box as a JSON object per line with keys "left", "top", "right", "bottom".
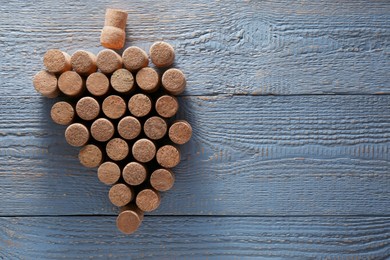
{"left": 0, "top": 0, "right": 389, "bottom": 259}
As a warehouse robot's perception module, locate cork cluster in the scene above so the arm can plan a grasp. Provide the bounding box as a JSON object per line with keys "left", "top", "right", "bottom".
{"left": 33, "top": 41, "right": 192, "bottom": 234}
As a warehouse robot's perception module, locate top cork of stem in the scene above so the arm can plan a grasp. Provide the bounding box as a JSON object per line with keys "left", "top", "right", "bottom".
{"left": 104, "top": 9, "right": 128, "bottom": 30}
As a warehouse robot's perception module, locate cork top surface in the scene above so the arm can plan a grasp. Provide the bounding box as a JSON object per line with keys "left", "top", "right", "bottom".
{"left": 122, "top": 46, "right": 149, "bottom": 72}
{"left": 102, "top": 95, "right": 126, "bottom": 119}
{"left": 43, "top": 49, "right": 71, "bottom": 73}
{"left": 149, "top": 41, "right": 175, "bottom": 68}
{"left": 79, "top": 144, "right": 103, "bottom": 168}
{"left": 143, "top": 116, "right": 167, "bottom": 140}
{"left": 71, "top": 50, "right": 97, "bottom": 75}
{"left": 50, "top": 101, "right": 74, "bottom": 125}
{"left": 168, "top": 120, "right": 192, "bottom": 145}
{"left": 86, "top": 72, "right": 110, "bottom": 96}
{"left": 155, "top": 95, "right": 179, "bottom": 118}
{"left": 136, "top": 67, "right": 159, "bottom": 93}
{"left": 136, "top": 189, "right": 161, "bottom": 212}
{"left": 116, "top": 209, "right": 142, "bottom": 234}
{"left": 132, "top": 138, "right": 156, "bottom": 163}
{"left": 156, "top": 145, "right": 180, "bottom": 168}
{"left": 123, "top": 162, "right": 147, "bottom": 186}
{"left": 91, "top": 118, "right": 115, "bottom": 142}
{"left": 128, "top": 93, "right": 152, "bottom": 117}
{"left": 65, "top": 123, "right": 89, "bottom": 147}
{"left": 98, "top": 161, "right": 121, "bottom": 185}
{"left": 118, "top": 116, "right": 141, "bottom": 140}
{"left": 58, "top": 71, "right": 84, "bottom": 97}
{"left": 111, "top": 68, "right": 134, "bottom": 93}
{"left": 106, "top": 138, "right": 129, "bottom": 161}
{"left": 96, "top": 49, "right": 123, "bottom": 74}
{"left": 109, "top": 183, "right": 133, "bottom": 207}
{"left": 33, "top": 70, "right": 59, "bottom": 98}
{"left": 76, "top": 96, "right": 100, "bottom": 121}
{"left": 162, "top": 68, "right": 186, "bottom": 95}
{"left": 150, "top": 168, "right": 175, "bottom": 191}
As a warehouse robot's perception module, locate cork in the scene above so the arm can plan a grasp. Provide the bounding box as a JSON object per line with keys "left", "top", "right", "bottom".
{"left": 122, "top": 46, "right": 149, "bottom": 71}
{"left": 109, "top": 183, "right": 134, "bottom": 207}
{"left": 143, "top": 116, "right": 167, "bottom": 140}
{"left": 58, "top": 71, "right": 84, "bottom": 97}
{"left": 86, "top": 72, "right": 110, "bottom": 96}
{"left": 156, "top": 145, "right": 180, "bottom": 168}
{"left": 76, "top": 96, "right": 100, "bottom": 121}
{"left": 98, "top": 161, "right": 121, "bottom": 185}
{"left": 91, "top": 118, "right": 115, "bottom": 142}
{"left": 162, "top": 68, "right": 186, "bottom": 95}
{"left": 101, "top": 9, "right": 128, "bottom": 50}
{"left": 155, "top": 95, "right": 179, "bottom": 118}
{"left": 149, "top": 41, "right": 175, "bottom": 68}
{"left": 43, "top": 49, "right": 72, "bottom": 74}
{"left": 168, "top": 120, "right": 192, "bottom": 145}
{"left": 106, "top": 138, "right": 129, "bottom": 161}
{"left": 150, "top": 168, "right": 175, "bottom": 192}
{"left": 136, "top": 188, "right": 161, "bottom": 212}
{"left": 132, "top": 138, "right": 156, "bottom": 163}
{"left": 116, "top": 205, "right": 144, "bottom": 235}
{"left": 102, "top": 95, "right": 126, "bottom": 119}
{"left": 65, "top": 123, "right": 89, "bottom": 147}
{"left": 122, "top": 162, "right": 147, "bottom": 186}
{"left": 50, "top": 101, "right": 74, "bottom": 125}
{"left": 71, "top": 50, "right": 97, "bottom": 75}
{"left": 78, "top": 144, "right": 103, "bottom": 168}
{"left": 118, "top": 116, "right": 141, "bottom": 140}
{"left": 128, "top": 93, "right": 152, "bottom": 118}
{"left": 136, "top": 67, "right": 159, "bottom": 93}
{"left": 96, "top": 49, "right": 122, "bottom": 74}
{"left": 33, "top": 70, "right": 59, "bottom": 98}
{"left": 110, "top": 68, "right": 134, "bottom": 93}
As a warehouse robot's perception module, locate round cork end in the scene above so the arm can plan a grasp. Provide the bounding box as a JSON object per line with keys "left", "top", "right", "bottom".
{"left": 71, "top": 50, "right": 97, "bottom": 75}
{"left": 50, "top": 101, "right": 74, "bottom": 125}
{"left": 78, "top": 144, "right": 103, "bottom": 168}
{"left": 155, "top": 95, "right": 179, "bottom": 118}
{"left": 118, "top": 116, "right": 141, "bottom": 140}
{"left": 65, "top": 123, "right": 89, "bottom": 147}
{"left": 98, "top": 161, "right": 121, "bottom": 185}
{"left": 102, "top": 95, "right": 126, "bottom": 119}
{"left": 106, "top": 138, "right": 129, "bottom": 161}
{"left": 169, "top": 120, "right": 192, "bottom": 145}
{"left": 43, "top": 49, "right": 71, "bottom": 74}
{"left": 136, "top": 189, "right": 161, "bottom": 212}
{"left": 136, "top": 67, "right": 159, "bottom": 93}
{"left": 104, "top": 9, "right": 128, "bottom": 30}
{"left": 91, "top": 118, "right": 115, "bottom": 142}
{"left": 162, "top": 68, "right": 186, "bottom": 95}
{"left": 96, "top": 49, "right": 123, "bottom": 74}
{"left": 111, "top": 68, "right": 134, "bottom": 93}
{"left": 33, "top": 70, "right": 59, "bottom": 98}
{"left": 76, "top": 96, "right": 100, "bottom": 121}
{"left": 143, "top": 116, "right": 167, "bottom": 140}
{"left": 86, "top": 72, "right": 110, "bottom": 96}
{"left": 132, "top": 138, "right": 156, "bottom": 163}
{"left": 58, "top": 71, "right": 84, "bottom": 97}
{"left": 101, "top": 26, "right": 126, "bottom": 50}
{"left": 122, "top": 46, "right": 149, "bottom": 71}
{"left": 149, "top": 41, "right": 175, "bottom": 68}
{"left": 109, "top": 183, "right": 133, "bottom": 207}
{"left": 128, "top": 94, "right": 152, "bottom": 118}
{"left": 116, "top": 206, "right": 143, "bottom": 234}
{"left": 123, "top": 162, "right": 147, "bottom": 186}
{"left": 156, "top": 145, "right": 180, "bottom": 168}
{"left": 150, "top": 168, "right": 175, "bottom": 192}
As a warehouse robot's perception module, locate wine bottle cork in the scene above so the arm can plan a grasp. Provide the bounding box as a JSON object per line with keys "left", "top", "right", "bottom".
{"left": 98, "top": 161, "right": 121, "bottom": 185}
{"left": 101, "top": 9, "right": 128, "bottom": 50}
{"left": 90, "top": 118, "right": 115, "bottom": 142}
{"left": 122, "top": 162, "right": 147, "bottom": 186}
{"left": 102, "top": 95, "right": 126, "bottom": 119}
{"left": 156, "top": 145, "right": 180, "bottom": 168}
{"left": 136, "top": 67, "right": 159, "bottom": 93}
{"left": 168, "top": 120, "right": 192, "bottom": 145}
{"left": 110, "top": 68, "right": 134, "bottom": 94}
{"left": 96, "top": 49, "right": 122, "bottom": 74}
{"left": 116, "top": 204, "right": 144, "bottom": 234}
{"left": 58, "top": 71, "right": 84, "bottom": 97}
{"left": 71, "top": 50, "right": 97, "bottom": 75}
{"left": 143, "top": 116, "right": 167, "bottom": 140}
{"left": 132, "top": 138, "right": 156, "bottom": 163}
{"left": 65, "top": 123, "right": 89, "bottom": 147}
{"left": 117, "top": 116, "right": 141, "bottom": 140}
{"left": 86, "top": 72, "right": 110, "bottom": 96}
{"left": 50, "top": 101, "right": 75, "bottom": 125}
{"left": 33, "top": 70, "right": 59, "bottom": 98}
{"left": 136, "top": 188, "right": 161, "bottom": 212}
{"left": 106, "top": 138, "right": 129, "bottom": 161}
{"left": 43, "top": 49, "right": 72, "bottom": 74}
{"left": 150, "top": 168, "right": 175, "bottom": 192}
{"left": 161, "top": 68, "right": 186, "bottom": 95}
{"left": 149, "top": 41, "right": 175, "bottom": 67}
{"left": 109, "top": 183, "right": 134, "bottom": 207}
{"left": 75, "top": 96, "right": 100, "bottom": 121}
{"left": 122, "top": 46, "right": 149, "bottom": 71}
{"left": 78, "top": 144, "right": 103, "bottom": 168}
{"left": 128, "top": 93, "right": 152, "bottom": 118}
{"left": 155, "top": 95, "right": 178, "bottom": 118}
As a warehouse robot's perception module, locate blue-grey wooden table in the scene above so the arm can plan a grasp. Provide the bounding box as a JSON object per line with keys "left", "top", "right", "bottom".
{"left": 0, "top": 0, "right": 389, "bottom": 259}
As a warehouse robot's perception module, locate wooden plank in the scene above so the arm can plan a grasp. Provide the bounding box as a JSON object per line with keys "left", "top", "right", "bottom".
{"left": 0, "top": 0, "right": 389, "bottom": 96}
{"left": 0, "top": 95, "right": 389, "bottom": 215}
{"left": 1, "top": 216, "right": 389, "bottom": 259}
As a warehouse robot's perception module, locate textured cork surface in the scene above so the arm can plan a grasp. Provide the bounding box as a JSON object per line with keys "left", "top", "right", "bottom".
{"left": 168, "top": 120, "right": 192, "bottom": 145}
{"left": 58, "top": 71, "right": 84, "bottom": 97}
{"left": 90, "top": 118, "right": 115, "bottom": 142}
{"left": 122, "top": 46, "right": 149, "bottom": 71}
{"left": 71, "top": 50, "right": 97, "bottom": 75}
{"left": 136, "top": 67, "right": 159, "bottom": 93}
{"left": 106, "top": 138, "right": 129, "bottom": 161}
{"left": 78, "top": 144, "right": 103, "bottom": 168}
{"left": 143, "top": 116, "right": 167, "bottom": 140}
{"left": 136, "top": 188, "right": 161, "bottom": 212}
{"left": 96, "top": 49, "right": 123, "bottom": 74}
{"left": 128, "top": 93, "right": 152, "bottom": 118}
{"left": 75, "top": 96, "right": 100, "bottom": 121}
{"left": 33, "top": 70, "right": 59, "bottom": 98}
{"left": 102, "top": 95, "right": 126, "bottom": 119}
{"left": 43, "top": 49, "right": 72, "bottom": 74}
{"left": 110, "top": 68, "right": 134, "bottom": 93}
{"left": 117, "top": 116, "right": 141, "bottom": 140}
{"left": 50, "top": 101, "right": 74, "bottom": 125}
{"left": 122, "top": 162, "right": 147, "bottom": 186}
{"left": 64, "top": 123, "right": 90, "bottom": 147}
{"left": 97, "top": 161, "right": 121, "bottom": 185}
{"left": 132, "top": 138, "right": 156, "bottom": 163}
{"left": 162, "top": 68, "right": 186, "bottom": 95}
{"left": 109, "top": 183, "right": 133, "bottom": 207}
{"left": 86, "top": 72, "right": 110, "bottom": 96}
{"left": 156, "top": 145, "right": 180, "bottom": 168}
{"left": 155, "top": 95, "right": 179, "bottom": 118}
{"left": 116, "top": 205, "right": 144, "bottom": 235}
{"left": 149, "top": 41, "right": 175, "bottom": 68}
{"left": 150, "top": 168, "right": 175, "bottom": 192}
